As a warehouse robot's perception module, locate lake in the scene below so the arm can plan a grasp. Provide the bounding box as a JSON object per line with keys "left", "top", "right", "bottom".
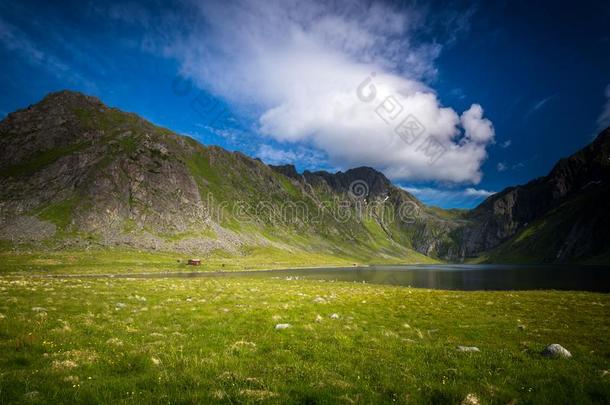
{"left": 100, "top": 264, "right": 610, "bottom": 292}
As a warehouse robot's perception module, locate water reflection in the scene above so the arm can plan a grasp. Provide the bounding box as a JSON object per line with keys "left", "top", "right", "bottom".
{"left": 107, "top": 264, "right": 610, "bottom": 292}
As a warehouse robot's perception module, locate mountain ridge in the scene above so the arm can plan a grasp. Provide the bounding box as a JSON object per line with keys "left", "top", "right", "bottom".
{"left": 1, "top": 90, "right": 609, "bottom": 263}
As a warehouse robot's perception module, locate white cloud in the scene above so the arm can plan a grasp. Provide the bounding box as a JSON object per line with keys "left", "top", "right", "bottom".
{"left": 464, "top": 187, "right": 495, "bottom": 197}
{"left": 460, "top": 104, "right": 495, "bottom": 144}
{"left": 597, "top": 84, "right": 610, "bottom": 132}
{"left": 500, "top": 139, "right": 511, "bottom": 148}
{"left": 402, "top": 186, "right": 495, "bottom": 207}
{"left": 257, "top": 145, "right": 298, "bottom": 164}
{"left": 497, "top": 162, "right": 507, "bottom": 172}
{"left": 154, "top": 0, "right": 494, "bottom": 184}
{"left": 525, "top": 93, "right": 558, "bottom": 119}
{"left": 256, "top": 144, "right": 326, "bottom": 167}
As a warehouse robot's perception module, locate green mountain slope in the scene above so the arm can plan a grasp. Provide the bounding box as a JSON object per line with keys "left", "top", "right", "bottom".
{"left": 0, "top": 91, "right": 459, "bottom": 264}
{"left": 1, "top": 90, "right": 609, "bottom": 264}
{"left": 459, "top": 127, "right": 610, "bottom": 263}
{"left": 482, "top": 184, "right": 610, "bottom": 263}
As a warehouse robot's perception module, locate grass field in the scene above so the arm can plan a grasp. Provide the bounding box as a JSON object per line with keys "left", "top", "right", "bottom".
{"left": 0, "top": 246, "right": 438, "bottom": 275}
{"left": 0, "top": 269, "right": 609, "bottom": 404}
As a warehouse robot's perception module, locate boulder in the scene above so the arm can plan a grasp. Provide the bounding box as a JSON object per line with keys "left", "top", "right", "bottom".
{"left": 457, "top": 346, "right": 480, "bottom": 353}
{"left": 542, "top": 343, "right": 571, "bottom": 358}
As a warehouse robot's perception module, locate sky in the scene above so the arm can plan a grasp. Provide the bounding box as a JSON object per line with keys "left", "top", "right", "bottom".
{"left": 0, "top": 0, "right": 609, "bottom": 208}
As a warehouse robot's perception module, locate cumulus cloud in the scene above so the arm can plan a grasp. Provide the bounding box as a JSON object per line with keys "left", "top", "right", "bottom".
{"left": 156, "top": 0, "right": 494, "bottom": 184}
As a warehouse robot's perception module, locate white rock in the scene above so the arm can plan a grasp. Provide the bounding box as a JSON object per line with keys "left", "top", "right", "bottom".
{"left": 31, "top": 307, "right": 47, "bottom": 312}
{"left": 542, "top": 343, "right": 572, "bottom": 358}
{"left": 461, "top": 393, "right": 480, "bottom": 405}
{"left": 457, "top": 346, "right": 480, "bottom": 353}
{"left": 275, "top": 323, "right": 291, "bottom": 330}
{"left": 330, "top": 313, "right": 340, "bottom": 319}
{"left": 315, "top": 315, "right": 323, "bottom": 323}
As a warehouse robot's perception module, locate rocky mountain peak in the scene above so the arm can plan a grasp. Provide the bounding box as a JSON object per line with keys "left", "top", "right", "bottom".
{"left": 40, "top": 89, "right": 104, "bottom": 107}
{"left": 300, "top": 166, "right": 392, "bottom": 197}
{"left": 269, "top": 164, "right": 299, "bottom": 179}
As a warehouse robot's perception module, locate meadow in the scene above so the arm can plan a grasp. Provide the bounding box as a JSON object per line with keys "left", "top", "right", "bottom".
{"left": 0, "top": 267, "right": 609, "bottom": 404}
{"left": 0, "top": 246, "right": 439, "bottom": 276}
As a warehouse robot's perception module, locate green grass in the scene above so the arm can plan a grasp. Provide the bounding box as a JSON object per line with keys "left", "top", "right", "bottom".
{"left": 0, "top": 143, "right": 88, "bottom": 179}
{"left": 0, "top": 275, "right": 608, "bottom": 404}
{"left": 37, "top": 199, "right": 77, "bottom": 230}
{"left": 0, "top": 246, "right": 440, "bottom": 276}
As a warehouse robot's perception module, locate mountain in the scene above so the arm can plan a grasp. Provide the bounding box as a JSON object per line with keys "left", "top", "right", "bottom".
{"left": 459, "top": 127, "right": 610, "bottom": 263}
{"left": 0, "top": 91, "right": 459, "bottom": 263}
{"left": 0, "top": 90, "right": 608, "bottom": 264}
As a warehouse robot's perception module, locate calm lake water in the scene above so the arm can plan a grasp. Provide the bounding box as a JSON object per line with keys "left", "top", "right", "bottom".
{"left": 107, "top": 264, "right": 610, "bottom": 292}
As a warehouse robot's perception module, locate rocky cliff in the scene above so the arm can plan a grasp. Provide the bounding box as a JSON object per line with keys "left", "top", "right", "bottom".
{"left": 458, "top": 127, "right": 610, "bottom": 262}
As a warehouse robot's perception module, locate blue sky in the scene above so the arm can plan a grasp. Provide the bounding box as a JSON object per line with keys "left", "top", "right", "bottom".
{"left": 0, "top": 0, "right": 609, "bottom": 208}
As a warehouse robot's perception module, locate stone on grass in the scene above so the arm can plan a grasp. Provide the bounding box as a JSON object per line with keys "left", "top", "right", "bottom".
{"left": 275, "top": 323, "right": 291, "bottom": 330}
{"left": 461, "top": 393, "right": 480, "bottom": 405}
{"left": 541, "top": 343, "right": 571, "bottom": 358}
{"left": 457, "top": 346, "right": 480, "bottom": 353}
{"left": 330, "top": 313, "right": 340, "bottom": 319}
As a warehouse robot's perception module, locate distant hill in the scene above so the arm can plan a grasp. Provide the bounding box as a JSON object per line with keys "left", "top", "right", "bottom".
{"left": 0, "top": 90, "right": 608, "bottom": 263}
